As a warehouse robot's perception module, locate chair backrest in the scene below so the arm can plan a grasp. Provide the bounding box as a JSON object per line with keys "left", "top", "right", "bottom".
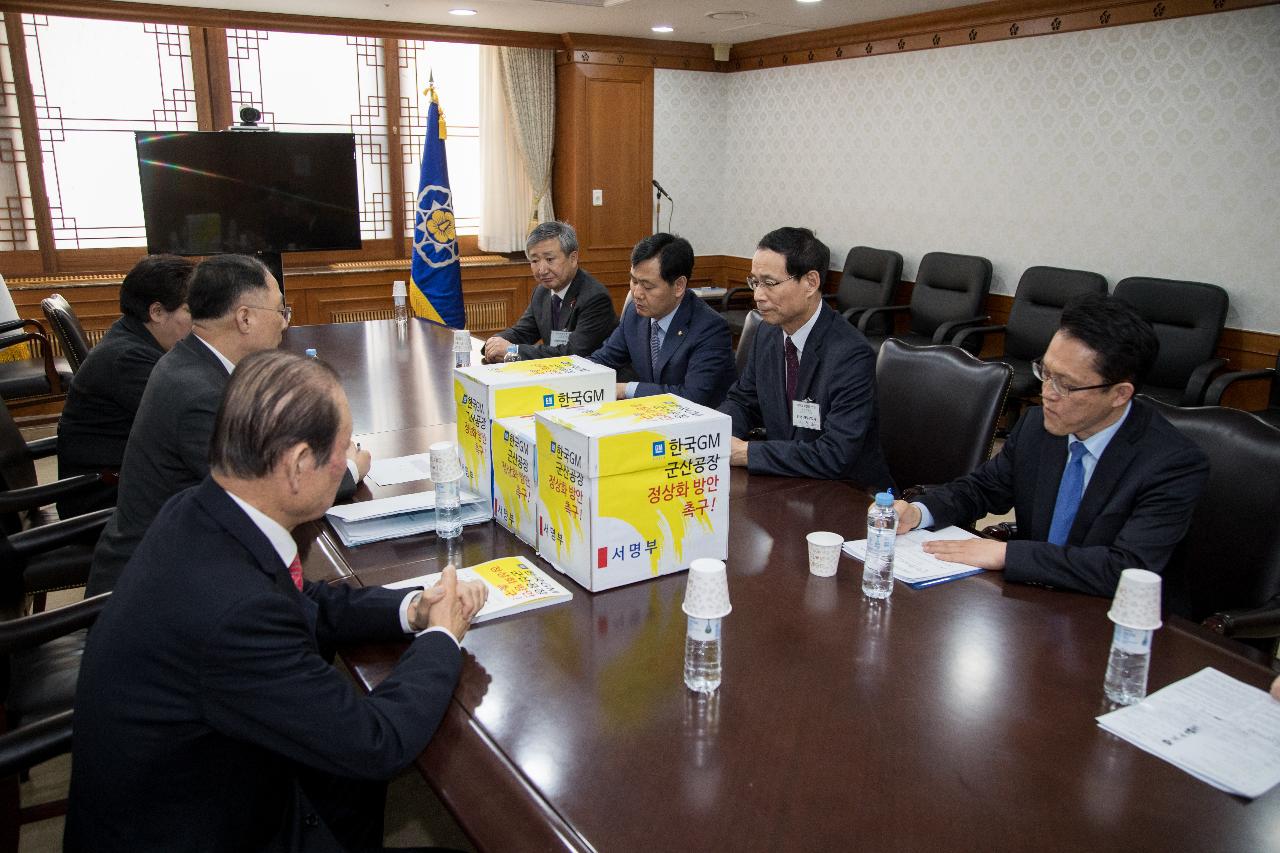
{"left": 835, "top": 246, "right": 901, "bottom": 311}
{"left": 1004, "top": 266, "right": 1108, "bottom": 361}
{"left": 1113, "top": 277, "right": 1228, "bottom": 395}
{"left": 736, "top": 309, "right": 763, "bottom": 376}
{"left": 1144, "top": 396, "right": 1280, "bottom": 623}
{"left": 40, "top": 294, "right": 90, "bottom": 373}
{"left": 875, "top": 339, "right": 1012, "bottom": 489}
{"left": 908, "top": 252, "right": 992, "bottom": 337}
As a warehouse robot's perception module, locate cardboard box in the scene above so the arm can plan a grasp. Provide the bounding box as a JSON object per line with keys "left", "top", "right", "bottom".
{"left": 535, "top": 394, "right": 730, "bottom": 592}
{"left": 492, "top": 414, "right": 538, "bottom": 546}
{"left": 454, "top": 356, "right": 615, "bottom": 514}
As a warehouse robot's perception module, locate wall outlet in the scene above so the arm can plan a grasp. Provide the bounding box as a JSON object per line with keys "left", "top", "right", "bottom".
{"left": 592, "top": 189, "right": 603, "bottom": 206}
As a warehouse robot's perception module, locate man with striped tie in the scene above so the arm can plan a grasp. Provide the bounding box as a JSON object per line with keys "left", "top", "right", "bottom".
{"left": 895, "top": 294, "right": 1209, "bottom": 598}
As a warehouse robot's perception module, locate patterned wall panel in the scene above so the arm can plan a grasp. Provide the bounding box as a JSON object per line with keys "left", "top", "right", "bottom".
{"left": 655, "top": 6, "right": 1280, "bottom": 333}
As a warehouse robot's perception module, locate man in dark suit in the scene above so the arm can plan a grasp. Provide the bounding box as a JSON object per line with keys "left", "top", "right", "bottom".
{"left": 66, "top": 350, "right": 487, "bottom": 852}
{"left": 895, "top": 294, "right": 1210, "bottom": 598}
{"left": 482, "top": 220, "right": 618, "bottom": 362}
{"left": 86, "top": 254, "right": 370, "bottom": 595}
{"left": 588, "top": 233, "right": 736, "bottom": 407}
{"left": 56, "top": 254, "right": 195, "bottom": 517}
{"left": 718, "top": 227, "right": 894, "bottom": 487}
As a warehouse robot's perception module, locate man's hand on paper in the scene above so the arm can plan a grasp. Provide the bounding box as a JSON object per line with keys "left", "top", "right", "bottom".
{"left": 893, "top": 500, "right": 921, "bottom": 534}
{"left": 347, "top": 440, "right": 372, "bottom": 481}
{"left": 408, "top": 565, "right": 489, "bottom": 641}
{"left": 482, "top": 336, "right": 511, "bottom": 363}
{"left": 922, "top": 537, "right": 1007, "bottom": 571}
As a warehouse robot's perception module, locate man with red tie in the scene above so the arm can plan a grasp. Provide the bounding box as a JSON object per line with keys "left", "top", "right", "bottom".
{"left": 718, "top": 226, "right": 894, "bottom": 488}
{"left": 66, "top": 350, "right": 487, "bottom": 852}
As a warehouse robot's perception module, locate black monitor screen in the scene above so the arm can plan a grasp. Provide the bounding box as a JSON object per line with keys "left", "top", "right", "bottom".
{"left": 135, "top": 131, "right": 362, "bottom": 256}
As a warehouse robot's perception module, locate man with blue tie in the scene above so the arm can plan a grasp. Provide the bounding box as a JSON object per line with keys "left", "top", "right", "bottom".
{"left": 588, "top": 233, "right": 736, "bottom": 407}
{"left": 894, "top": 294, "right": 1210, "bottom": 598}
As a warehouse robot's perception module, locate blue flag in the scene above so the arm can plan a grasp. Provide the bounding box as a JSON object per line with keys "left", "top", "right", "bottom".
{"left": 410, "top": 83, "right": 465, "bottom": 328}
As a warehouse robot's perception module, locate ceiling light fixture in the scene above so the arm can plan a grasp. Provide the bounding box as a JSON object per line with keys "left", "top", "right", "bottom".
{"left": 651, "top": 25, "right": 674, "bottom": 33}
{"left": 796, "top": 0, "right": 822, "bottom": 4}
{"left": 449, "top": 8, "right": 478, "bottom": 15}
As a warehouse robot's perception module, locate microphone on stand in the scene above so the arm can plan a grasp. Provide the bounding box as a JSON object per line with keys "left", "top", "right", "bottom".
{"left": 652, "top": 179, "right": 672, "bottom": 199}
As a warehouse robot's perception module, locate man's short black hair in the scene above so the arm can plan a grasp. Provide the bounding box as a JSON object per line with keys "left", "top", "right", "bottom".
{"left": 631, "top": 233, "right": 694, "bottom": 286}
{"left": 187, "top": 254, "right": 273, "bottom": 322}
{"left": 1059, "top": 293, "right": 1160, "bottom": 388}
{"left": 118, "top": 255, "right": 195, "bottom": 321}
{"left": 756, "top": 227, "right": 830, "bottom": 282}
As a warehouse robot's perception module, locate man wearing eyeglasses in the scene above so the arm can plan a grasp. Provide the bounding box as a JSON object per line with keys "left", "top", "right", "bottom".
{"left": 893, "top": 293, "right": 1209, "bottom": 598}
{"left": 87, "top": 255, "right": 371, "bottom": 595}
{"left": 719, "top": 227, "right": 894, "bottom": 487}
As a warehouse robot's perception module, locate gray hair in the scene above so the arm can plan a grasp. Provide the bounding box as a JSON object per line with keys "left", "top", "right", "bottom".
{"left": 209, "top": 350, "right": 343, "bottom": 479}
{"left": 525, "top": 221, "right": 578, "bottom": 257}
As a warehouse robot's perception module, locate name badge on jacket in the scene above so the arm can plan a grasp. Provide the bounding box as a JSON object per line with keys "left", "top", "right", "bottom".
{"left": 793, "top": 400, "right": 821, "bottom": 430}
{"left": 549, "top": 330, "right": 571, "bottom": 347}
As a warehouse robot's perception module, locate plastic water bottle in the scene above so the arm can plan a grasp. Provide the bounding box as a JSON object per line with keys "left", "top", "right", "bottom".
{"left": 503, "top": 345, "right": 520, "bottom": 363}
{"left": 429, "top": 440, "right": 463, "bottom": 541}
{"left": 453, "top": 329, "right": 472, "bottom": 369}
{"left": 1103, "top": 625, "right": 1153, "bottom": 705}
{"left": 392, "top": 280, "right": 409, "bottom": 327}
{"left": 683, "top": 615, "right": 722, "bottom": 694}
{"left": 862, "top": 491, "right": 896, "bottom": 599}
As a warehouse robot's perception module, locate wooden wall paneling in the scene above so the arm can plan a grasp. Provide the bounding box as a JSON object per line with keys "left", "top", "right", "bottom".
{"left": 4, "top": 12, "right": 57, "bottom": 273}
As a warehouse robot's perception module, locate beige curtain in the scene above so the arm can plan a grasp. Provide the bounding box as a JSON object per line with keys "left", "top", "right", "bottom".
{"left": 498, "top": 47, "right": 556, "bottom": 230}
{"left": 478, "top": 46, "right": 536, "bottom": 252}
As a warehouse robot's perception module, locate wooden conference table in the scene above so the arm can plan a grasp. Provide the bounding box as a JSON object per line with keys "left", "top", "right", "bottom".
{"left": 283, "top": 319, "right": 1280, "bottom": 852}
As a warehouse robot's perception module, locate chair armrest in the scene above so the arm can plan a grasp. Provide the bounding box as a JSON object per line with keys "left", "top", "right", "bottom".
{"left": 932, "top": 315, "right": 990, "bottom": 346}
{"left": 1203, "top": 366, "right": 1275, "bottom": 406}
{"left": 0, "top": 318, "right": 42, "bottom": 337}
{"left": 1181, "top": 357, "right": 1229, "bottom": 406}
{"left": 856, "top": 304, "right": 909, "bottom": 333}
{"left": 0, "top": 709, "right": 73, "bottom": 779}
{"left": 1202, "top": 605, "right": 1280, "bottom": 640}
{"left": 719, "top": 286, "right": 753, "bottom": 312}
{"left": 951, "top": 323, "right": 1007, "bottom": 353}
{"left": 0, "top": 325, "right": 59, "bottom": 390}
{"left": 7, "top": 506, "right": 113, "bottom": 558}
{"left": 980, "top": 521, "right": 1018, "bottom": 541}
{"left": 0, "top": 592, "right": 110, "bottom": 655}
{"left": 0, "top": 473, "right": 103, "bottom": 514}
{"left": 25, "top": 434, "right": 57, "bottom": 459}
{"left": 839, "top": 305, "right": 881, "bottom": 324}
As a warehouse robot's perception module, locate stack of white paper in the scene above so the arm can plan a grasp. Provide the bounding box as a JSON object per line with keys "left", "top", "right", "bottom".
{"left": 843, "top": 526, "right": 985, "bottom": 586}
{"left": 1097, "top": 667, "right": 1280, "bottom": 799}
{"left": 325, "top": 489, "right": 489, "bottom": 547}
{"left": 368, "top": 453, "right": 434, "bottom": 487}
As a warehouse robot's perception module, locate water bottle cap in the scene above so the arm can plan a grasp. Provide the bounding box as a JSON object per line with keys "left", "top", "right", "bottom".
{"left": 874, "top": 492, "right": 893, "bottom": 507}
{"left": 304, "top": 348, "right": 317, "bottom": 359}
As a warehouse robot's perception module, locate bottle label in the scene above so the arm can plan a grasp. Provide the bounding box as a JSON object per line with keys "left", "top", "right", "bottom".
{"left": 1112, "top": 624, "right": 1152, "bottom": 654}
{"left": 687, "top": 616, "right": 721, "bottom": 641}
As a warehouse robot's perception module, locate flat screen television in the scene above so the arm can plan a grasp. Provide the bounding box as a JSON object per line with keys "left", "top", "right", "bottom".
{"left": 135, "top": 131, "right": 362, "bottom": 256}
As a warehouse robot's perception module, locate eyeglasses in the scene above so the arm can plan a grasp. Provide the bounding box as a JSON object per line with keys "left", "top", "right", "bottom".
{"left": 243, "top": 304, "right": 292, "bottom": 324}
{"left": 745, "top": 273, "right": 800, "bottom": 291}
{"left": 1031, "top": 358, "right": 1115, "bottom": 397}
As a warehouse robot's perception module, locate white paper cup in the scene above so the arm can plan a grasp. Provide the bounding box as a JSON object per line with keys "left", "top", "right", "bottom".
{"left": 453, "top": 329, "right": 472, "bottom": 352}
{"left": 682, "top": 558, "right": 731, "bottom": 619}
{"left": 1107, "top": 568, "right": 1163, "bottom": 630}
{"left": 806, "top": 531, "right": 843, "bottom": 577}
{"left": 428, "top": 441, "right": 462, "bottom": 482}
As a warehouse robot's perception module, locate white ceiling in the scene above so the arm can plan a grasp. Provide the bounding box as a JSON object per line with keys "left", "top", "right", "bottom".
{"left": 135, "top": 0, "right": 969, "bottom": 44}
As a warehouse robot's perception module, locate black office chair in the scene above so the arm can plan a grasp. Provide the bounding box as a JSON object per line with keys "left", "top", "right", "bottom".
{"left": 735, "top": 309, "right": 763, "bottom": 376}
{"left": 954, "top": 266, "right": 1108, "bottom": 422}
{"left": 857, "top": 252, "right": 992, "bottom": 355}
{"left": 1203, "top": 352, "right": 1280, "bottom": 431}
{"left": 822, "top": 246, "right": 902, "bottom": 337}
{"left": 1113, "top": 277, "right": 1228, "bottom": 406}
{"left": 0, "top": 318, "right": 71, "bottom": 409}
{"left": 0, "top": 592, "right": 110, "bottom": 848}
{"left": 875, "top": 339, "right": 1012, "bottom": 493}
{"left": 1144, "top": 397, "right": 1280, "bottom": 657}
{"left": 39, "top": 294, "right": 91, "bottom": 374}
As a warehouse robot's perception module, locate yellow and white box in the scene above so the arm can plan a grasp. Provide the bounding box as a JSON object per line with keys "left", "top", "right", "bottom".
{"left": 454, "top": 356, "right": 615, "bottom": 514}
{"left": 535, "top": 394, "right": 730, "bottom": 592}
{"left": 492, "top": 414, "right": 538, "bottom": 546}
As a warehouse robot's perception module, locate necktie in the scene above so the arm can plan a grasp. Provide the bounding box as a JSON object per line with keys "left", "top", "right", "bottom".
{"left": 551, "top": 294, "right": 563, "bottom": 331}
{"left": 784, "top": 337, "right": 799, "bottom": 413}
{"left": 649, "top": 319, "right": 661, "bottom": 374}
{"left": 288, "top": 554, "right": 303, "bottom": 591}
{"left": 1047, "top": 442, "right": 1089, "bottom": 546}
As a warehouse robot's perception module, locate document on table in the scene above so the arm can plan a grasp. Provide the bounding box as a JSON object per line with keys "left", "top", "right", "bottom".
{"left": 842, "top": 526, "right": 986, "bottom": 587}
{"left": 369, "top": 453, "right": 433, "bottom": 487}
{"left": 325, "top": 489, "right": 489, "bottom": 547}
{"left": 1096, "top": 667, "right": 1280, "bottom": 799}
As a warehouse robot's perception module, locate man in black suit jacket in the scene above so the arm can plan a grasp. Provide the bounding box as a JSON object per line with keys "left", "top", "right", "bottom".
{"left": 56, "top": 254, "right": 194, "bottom": 517}
{"left": 482, "top": 220, "right": 617, "bottom": 362}
{"left": 87, "top": 255, "right": 370, "bottom": 595}
{"left": 896, "top": 294, "right": 1209, "bottom": 598}
{"left": 589, "top": 233, "right": 736, "bottom": 407}
{"left": 66, "top": 350, "right": 487, "bottom": 853}
{"left": 718, "top": 227, "right": 894, "bottom": 487}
